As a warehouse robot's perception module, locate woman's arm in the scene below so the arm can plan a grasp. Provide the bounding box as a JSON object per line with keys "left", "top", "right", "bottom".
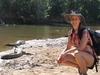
{"left": 78, "top": 29, "right": 90, "bottom": 51}
{"left": 61, "top": 35, "right": 76, "bottom": 54}
{"left": 66, "top": 36, "right": 72, "bottom": 50}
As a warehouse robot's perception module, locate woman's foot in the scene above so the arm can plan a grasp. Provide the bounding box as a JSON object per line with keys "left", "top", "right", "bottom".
{"left": 78, "top": 69, "right": 87, "bottom": 75}
{"left": 83, "top": 73, "right": 87, "bottom": 75}
{"left": 78, "top": 68, "right": 81, "bottom": 75}
{"left": 78, "top": 72, "right": 87, "bottom": 75}
{"left": 79, "top": 73, "right": 87, "bottom": 75}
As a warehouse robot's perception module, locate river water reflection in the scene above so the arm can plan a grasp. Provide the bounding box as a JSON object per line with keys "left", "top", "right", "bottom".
{"left": 0, "top": 25, "right": 100, "bottom": 51}
{"left": 0, "top": 25, "right": 68, "bottom": 51}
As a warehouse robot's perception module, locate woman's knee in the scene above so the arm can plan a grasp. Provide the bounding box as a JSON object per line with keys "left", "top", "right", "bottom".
{"left": 57, "top": 54, "right": 75, "bottom": 64}
{"left": 57, "top": 53, "right": 67, "bottom": 64}
{"left": 57, "top": 54, "right": 63, "bottom": 64}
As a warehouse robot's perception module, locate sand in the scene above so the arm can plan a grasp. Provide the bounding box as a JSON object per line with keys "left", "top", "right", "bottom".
{"left": 0, "top": 37, "right": 99, "bottom": 75}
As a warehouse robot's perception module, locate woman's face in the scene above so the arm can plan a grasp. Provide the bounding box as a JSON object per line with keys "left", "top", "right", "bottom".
{"left": 70, "top": 16, "right": 81, "bottom": 30}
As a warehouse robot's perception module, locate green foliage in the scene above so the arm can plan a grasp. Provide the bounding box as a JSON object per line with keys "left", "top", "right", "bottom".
{"left": 48, "top": 0, "right": 67, "bottom": 17}
{"left": 78, "top": 0, "right": 100, "bottom": 22}
{"left": 0, "top": 0, "right": 100, "bottom": 24}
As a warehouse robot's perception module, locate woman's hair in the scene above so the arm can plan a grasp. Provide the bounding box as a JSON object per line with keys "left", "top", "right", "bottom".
{"left": 66, "top": 10, "right": 87, "bottom": 37}
{"left": 78, "top": 15, "right": 87, "bottom": 32}
{"left": 70, "top": 15, "right": 87, "bottom": 38}
{"left": 80, "top": 15, "right": 87, "bottom": 26}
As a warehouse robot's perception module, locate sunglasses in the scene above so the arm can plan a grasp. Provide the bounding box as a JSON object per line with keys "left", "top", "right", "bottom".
{"left": 70, "top": 16, "right": 80, "bottom": 21}
{"left": 70, "top": 18, "right": 79, "bottom": 21}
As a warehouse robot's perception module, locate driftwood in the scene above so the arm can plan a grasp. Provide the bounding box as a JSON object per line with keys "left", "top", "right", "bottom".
{"left": 1, "top": 51, "right": 32, "bottom": 59}
{"left": 0, "top": 40, "right": 30, "bottom": 59}
{"left": 5, "top": 40, "right": 25, "bottom": 48}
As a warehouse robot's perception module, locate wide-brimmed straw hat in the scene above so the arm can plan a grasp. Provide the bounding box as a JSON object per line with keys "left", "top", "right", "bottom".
{"left": 63, "top": 10, "right": 84, "bottom": 22}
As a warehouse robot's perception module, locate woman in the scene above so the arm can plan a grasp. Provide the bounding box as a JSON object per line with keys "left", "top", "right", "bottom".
{"left": 57, "top": 10, "right": 95, "bottom": 75}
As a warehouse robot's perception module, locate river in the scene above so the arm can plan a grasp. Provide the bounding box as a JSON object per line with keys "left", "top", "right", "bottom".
{"left": 0, "top": 25, "right": 68, "bottom": 51}
{"left": 0, "top": 24, "right": 100, "bottom": 51}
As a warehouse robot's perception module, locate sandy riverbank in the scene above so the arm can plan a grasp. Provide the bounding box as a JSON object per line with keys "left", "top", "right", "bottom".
{"left": 0, "top": 37, "right": 99, "bottom": 75}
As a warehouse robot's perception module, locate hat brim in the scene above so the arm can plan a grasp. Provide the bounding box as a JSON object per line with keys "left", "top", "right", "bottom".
{"left": 63, "top": 13, "right": 83, "bottom": 23}
{"left": 64, "top": 13, "right": 82, "bottom": 18}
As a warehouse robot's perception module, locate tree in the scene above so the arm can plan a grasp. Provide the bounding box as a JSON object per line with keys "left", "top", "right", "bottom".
{"left": 79, "top": 0, "right": 100, "bottom": 22}
{"left": 48, "top": 0, "right": 67, "bottom": 18}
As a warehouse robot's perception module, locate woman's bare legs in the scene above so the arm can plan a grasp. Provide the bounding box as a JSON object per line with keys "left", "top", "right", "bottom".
{"left": 57, "top": 53, "right": 79, "bottom": 68}
{"left": 75, "top": 51, "right": 94, "bottom": 75}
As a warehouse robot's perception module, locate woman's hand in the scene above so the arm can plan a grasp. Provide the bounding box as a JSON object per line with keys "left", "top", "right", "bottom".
{"left": 57, "top": 46, "right": 78, "bottom": 63}
{"left": 62, "top": 46, "right": 79, "bottom": 56}
{"left": 64, "top": 46, "right": 76, "bottom": 52}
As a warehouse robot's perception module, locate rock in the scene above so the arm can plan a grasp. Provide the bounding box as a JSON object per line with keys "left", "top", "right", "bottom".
{"left": 13, "top": 69, "right": 35, "bottom": 75}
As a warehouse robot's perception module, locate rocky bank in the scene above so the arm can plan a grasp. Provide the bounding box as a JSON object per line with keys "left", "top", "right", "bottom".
{"left": 0, "top": 37, "right": 99, "bottom": 75}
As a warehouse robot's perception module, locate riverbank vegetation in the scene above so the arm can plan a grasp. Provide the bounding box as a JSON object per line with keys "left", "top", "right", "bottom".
{"left": 0, "top": 0, "right": 100, "bottom": 25}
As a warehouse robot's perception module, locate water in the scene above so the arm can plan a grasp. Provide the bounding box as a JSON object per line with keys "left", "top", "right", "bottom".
{"left": 0, "top": 25, "right": 100, "bottom": 52}
{"left": 0, "top": 25, "right": 68, "bottom": 51}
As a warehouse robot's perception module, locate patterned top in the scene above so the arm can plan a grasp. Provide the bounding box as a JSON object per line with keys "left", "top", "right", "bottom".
{"left": 67, "top": 29, "right": 93, "bottom": 55}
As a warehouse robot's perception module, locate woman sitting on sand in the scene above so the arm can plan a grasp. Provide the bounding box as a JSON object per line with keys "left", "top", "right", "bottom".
{"left": 57, "top": 10, "right": 95, "bottom": 75}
